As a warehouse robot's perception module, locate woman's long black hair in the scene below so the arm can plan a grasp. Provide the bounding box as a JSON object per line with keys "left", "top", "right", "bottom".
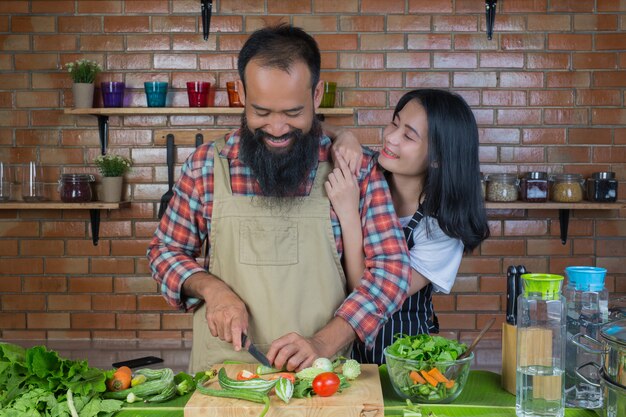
{"left": 393, "top": 89, "right": 490, "bottom": 252}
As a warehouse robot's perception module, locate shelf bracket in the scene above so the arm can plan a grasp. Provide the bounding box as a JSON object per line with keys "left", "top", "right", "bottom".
{"left": 96, "top": 115, "right": 109, "bottom": 155}
{"left": 558, "top": 209, "right": 570, "bottom": 245}
{"left": 90, "top": 209, "right": 101, "bottom": 246}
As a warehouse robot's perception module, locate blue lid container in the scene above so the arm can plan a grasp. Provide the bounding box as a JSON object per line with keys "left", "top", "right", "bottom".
{"left": 564, "top": 266, "right": 607, "bottom": 291}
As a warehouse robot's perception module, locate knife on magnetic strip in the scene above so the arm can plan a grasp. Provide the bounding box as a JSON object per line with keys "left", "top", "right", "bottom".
{"left": 241, "top": 333, "right": 271, "bottom": 367}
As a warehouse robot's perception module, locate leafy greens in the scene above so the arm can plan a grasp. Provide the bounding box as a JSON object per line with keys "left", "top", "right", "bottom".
{"left": 0, "top": 342, "right": 122, "bottom": 417}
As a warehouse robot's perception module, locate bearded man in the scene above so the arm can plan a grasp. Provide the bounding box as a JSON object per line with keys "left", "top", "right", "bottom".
{"left": 147, "top": 25, "right": 410, "bottom": 373}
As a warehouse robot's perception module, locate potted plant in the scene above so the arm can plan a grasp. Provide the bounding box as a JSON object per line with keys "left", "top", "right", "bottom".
{"left": 65, "top": 59, "right": 102, "bottom": 108}
{"left": 93, "top": 154, "right": 132, "bottom": 202}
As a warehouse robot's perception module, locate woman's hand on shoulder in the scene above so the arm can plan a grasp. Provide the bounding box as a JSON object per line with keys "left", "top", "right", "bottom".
{"left": 323, "top": 122, "right": 363, "bottom": 176}
{"left": 324, "top": 152, "right": 360, "bottom": 222}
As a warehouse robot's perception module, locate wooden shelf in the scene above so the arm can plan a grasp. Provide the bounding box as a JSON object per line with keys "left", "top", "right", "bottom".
{"left": 0, "top": 201, "right": 130, "bottom": 210}
{"left": 0, "top": 201, "right": 131, "bottom": 246}
{"left": 63, "top": 107, "right": 354, "bottom": 116}
{"left": 64, "top": 107, "right": 354, "bottom": 155}
{"left": 485, "top": 202, "right": 625, "bottom": 210}
{"left": 485, "top": 201, "right": 624, "bottom": 244}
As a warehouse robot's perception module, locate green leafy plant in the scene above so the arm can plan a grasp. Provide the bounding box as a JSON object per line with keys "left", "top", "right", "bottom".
{"left": 94, "top": 154, "right": 132, "bottom": 177}
{"left": 65, "top": 59, "right": 102, "bottom": 83}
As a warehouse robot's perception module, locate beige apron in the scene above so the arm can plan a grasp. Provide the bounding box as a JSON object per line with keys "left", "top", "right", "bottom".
{"left": 190, "top": 139, "right": 348, "bottom": 372}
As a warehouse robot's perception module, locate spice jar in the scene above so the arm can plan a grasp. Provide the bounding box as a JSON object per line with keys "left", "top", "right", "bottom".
{"left": 520, "top": 171, "right": 549, "bottom": 202}
{"left": 586, "top": 171, "right": 618, "bottom": 202}
{"left": 550, "top": 173, "right": 584, "bottom": 202}
{"left": 59, "top": 174, "right": 95, "bottom": 202}
{"left": 486, "top": 173, "right": 519, "bottom": 202}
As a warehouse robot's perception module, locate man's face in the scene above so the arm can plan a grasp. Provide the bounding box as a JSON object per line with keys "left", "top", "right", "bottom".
{"left": 237, "top": 59, "right": 323, "bottom": 153}
{"left": 238, "top": 59, "right": 325, "bottom": 199}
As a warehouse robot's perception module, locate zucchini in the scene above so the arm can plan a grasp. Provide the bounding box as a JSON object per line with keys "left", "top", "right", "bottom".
{"left": 103, "top": 368, "right": 174, "bottom": 400}
{"left": 217, "top": 367, "right": 277, "bottom": 394}
{"left": 145, "top": 381, "right": 177, "bottom": 403}
{"left": 196, "top": 383, "right": 271, "bottom": 417}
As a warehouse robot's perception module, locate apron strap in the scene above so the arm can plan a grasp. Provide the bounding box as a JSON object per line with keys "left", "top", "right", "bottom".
{"left": 404, "top": 203, "right": 424, "bottom": 250}
{"left": 212, "top": 137, "right": 232, "bottom": 198}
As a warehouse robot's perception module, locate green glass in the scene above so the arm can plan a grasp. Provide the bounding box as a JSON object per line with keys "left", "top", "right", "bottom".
{"left": 319, "top": 81, "right": 336, "bottom": 108}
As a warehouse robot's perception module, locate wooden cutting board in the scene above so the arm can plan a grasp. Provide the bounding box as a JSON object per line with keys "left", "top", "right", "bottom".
{"left": 184, "top": 363, "right": 383, "bottom": 417}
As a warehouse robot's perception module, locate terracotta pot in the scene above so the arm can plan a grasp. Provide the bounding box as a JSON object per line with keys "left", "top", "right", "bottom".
{"left": 72, "top": 83, "right": 95, "bottom": 108}
{"left": 99, "top": 176, "right": 123, "bottom": 202}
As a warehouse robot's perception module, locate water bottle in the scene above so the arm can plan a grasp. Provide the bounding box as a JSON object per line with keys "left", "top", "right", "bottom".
{"left": 564, "top": 266, "right": 608, "bottom": 409}
{"left": 516, "top": 273, "right": 566, "bottom": 417}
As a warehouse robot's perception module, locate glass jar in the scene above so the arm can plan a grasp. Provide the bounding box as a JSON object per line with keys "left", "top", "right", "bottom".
{"left": 586, "top": 172, "right": 618, "bottom": 202}
{"left": 520, "top": 171, "right": 549, "bottom": 202}
{"left": 551, "top": 174, "right": 584, "bottom": 203}
{"left": 58, "top": 174, "right": 95, "bottom": 202}
{"left": 516, "top": 273, "right": 566, "bottom": 417}
{"left": 486, "top": 173, "right": 519, "bottom": 202}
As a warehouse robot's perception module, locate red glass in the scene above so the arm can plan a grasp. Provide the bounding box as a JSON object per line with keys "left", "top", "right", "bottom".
{"left": 186, "top": 82, "right": 210, "bottom": 107}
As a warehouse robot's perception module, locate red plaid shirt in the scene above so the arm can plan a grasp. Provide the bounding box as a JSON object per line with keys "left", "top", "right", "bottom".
{"left": 147, "top": 130, "right": 410, "bottom": 347}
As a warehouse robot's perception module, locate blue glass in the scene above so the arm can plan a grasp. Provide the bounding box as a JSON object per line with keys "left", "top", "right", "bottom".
{"left": 144, "top": 81, "right": 168, "bottom": 107}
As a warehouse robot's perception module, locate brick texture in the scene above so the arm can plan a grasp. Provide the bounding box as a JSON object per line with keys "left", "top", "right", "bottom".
{"left": 0, "top": 0, "right": 623, "bottom": 345}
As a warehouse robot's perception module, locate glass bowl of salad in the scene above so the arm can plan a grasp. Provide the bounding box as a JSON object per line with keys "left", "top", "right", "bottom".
{"left": 383, "top": 334, "right": 472, "bottom": 404}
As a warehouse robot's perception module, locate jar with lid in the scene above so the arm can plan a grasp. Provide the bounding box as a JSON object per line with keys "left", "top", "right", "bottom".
{"left": 58, "top": 174, "right": 95, "bottom": 202}
{"left": 586, "top": 172, "right": 618, "bottom": 202}
{"left": 520, "top": 171, "right": 549, "bottom": 202}
{"left": 486, "top": 173, "right": 519, "bottom": 202}
{"left": 550, "top": 174, "right": 584, "bottom": 203}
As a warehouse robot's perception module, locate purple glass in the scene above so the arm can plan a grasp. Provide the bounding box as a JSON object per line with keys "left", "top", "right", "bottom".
{"left": 101, "top": 82, "right": 125, "bottom": 108}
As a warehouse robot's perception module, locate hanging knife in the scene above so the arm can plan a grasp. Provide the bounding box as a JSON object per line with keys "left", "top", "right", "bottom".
{"left": 241, "top": 333, "right": 271, "bottom": 367}
{"left": 506, "top": 265, "right": 517, "bottom": 325}
{"left": 515, "top": 265, "right": 528, "bottom": 324}
{"left": 486, "top": 0, "right": 497, "bottom": 40}
{"left": 201, "top": 0, "right": 213, "bottom": 41}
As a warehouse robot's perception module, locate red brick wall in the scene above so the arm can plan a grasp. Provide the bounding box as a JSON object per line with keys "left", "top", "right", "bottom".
{"left": 0, "top": 0, "right": 624, "bottom": 344}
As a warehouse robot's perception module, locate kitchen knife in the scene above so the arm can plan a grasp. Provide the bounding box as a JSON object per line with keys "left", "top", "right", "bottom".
{"left": 515, "top": 265, "right": 528, "bottom": 325}
{"left": 506, "top": 265, "right": 517, "bottom": 325}
{"left": 241, "top": 333, "right": 271, "bottom": 367}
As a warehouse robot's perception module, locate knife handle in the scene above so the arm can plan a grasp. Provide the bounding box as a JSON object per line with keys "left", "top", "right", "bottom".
{"left": 506, "top": 265, "right": 517, "bottom": 325}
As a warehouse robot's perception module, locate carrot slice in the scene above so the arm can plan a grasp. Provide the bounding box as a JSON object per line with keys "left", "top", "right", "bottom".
{"left": 445, "top": 379, "right": 456, "bottom": 389}
{"left": 420, "top": 370, "right": 439, "bottom": 387}
{"left": 427, "top": 367, "right": 450, "bottom": 384}
{"left": 409, "top": 370, "right": 426, "bottom": 385}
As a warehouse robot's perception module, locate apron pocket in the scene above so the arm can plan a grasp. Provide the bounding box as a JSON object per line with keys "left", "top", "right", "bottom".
{"left": 240, "top": 219, "right": 298, "bottom": 265}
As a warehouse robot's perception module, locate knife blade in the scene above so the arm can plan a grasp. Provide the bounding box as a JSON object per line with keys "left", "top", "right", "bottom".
{"left": 241, "top": 333, "right": 271, "bottom": 367}
{"left": 506, "top": 265, "right": 517, "bottom": 325}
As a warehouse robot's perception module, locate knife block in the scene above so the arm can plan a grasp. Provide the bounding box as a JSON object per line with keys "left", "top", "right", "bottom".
{"left": 501, "top": 322, "right": 517, "bottom": 394}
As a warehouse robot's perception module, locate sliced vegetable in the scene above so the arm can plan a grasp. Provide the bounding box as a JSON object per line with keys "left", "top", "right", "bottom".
{"left": 274, "top": 377, "right": 294, "bottom": 404}
{"left": 295, "top": 366, "right": 325, "bottom": 382}
{"left": 427, "top": 367, "right": 449, "bottom": 384}
{"left": 409, "top": 370, "right": 426, "bottom": 385}
{"left": 311, "top": 372, "right": 340, "bottom": 397}
{"left": 256, "top": 364, "right": 282, "bottom": 375}
{"left": 268, "top": 372, "right": 296, "bottom": 384}
{"left": 236, "top": 369, "right": 260, "bottom": 381}
{"left": 419, "top": 370, "right": 438, "bottom": 387}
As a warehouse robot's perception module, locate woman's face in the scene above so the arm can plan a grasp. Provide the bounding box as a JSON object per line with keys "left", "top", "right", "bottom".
{"left": 378, "top": 99, "right": 429, "bottom": 179}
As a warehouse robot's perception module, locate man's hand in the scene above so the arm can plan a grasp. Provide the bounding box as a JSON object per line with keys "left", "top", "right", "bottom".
{"left": 184, "top": 272, "right": 249, "bottom": 351}
{"left": 265, "top": 332, "right": 324, "bottom": 371}
{"left": 266, "top": 317, "right": 356, "bottom": 371}
{"left": 204, "top": 286, "right": 249, "bottom": 351}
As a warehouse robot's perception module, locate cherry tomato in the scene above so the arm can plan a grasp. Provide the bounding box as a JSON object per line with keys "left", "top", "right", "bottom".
{"left": 312, "top": 372, "right": 340, "bottom": 397}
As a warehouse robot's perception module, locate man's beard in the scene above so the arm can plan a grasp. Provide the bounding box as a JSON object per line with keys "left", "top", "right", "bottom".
{"left": 239, "top": 115, "right": 321, "bottom": 202}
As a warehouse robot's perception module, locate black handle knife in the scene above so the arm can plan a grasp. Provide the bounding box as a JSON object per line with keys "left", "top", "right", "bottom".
{"left": 241, "top": 333, "right": 271, "bottom": 367}
{"left": 201, "top": 0, "right": 212, "bottom": 41}
{"left": 506, "top": 265, "right": 517, "bottom": 325}
{"left": 515, "top": 265, "right": 528, "bottom": 325}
